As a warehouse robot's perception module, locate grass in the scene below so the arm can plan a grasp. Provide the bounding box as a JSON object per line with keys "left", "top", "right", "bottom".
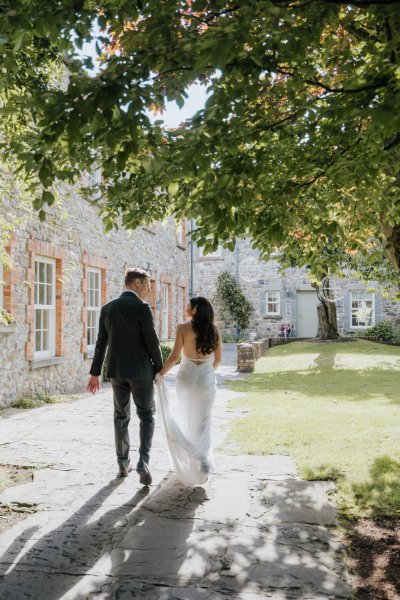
{"left": 12, "top": 392, "right": 63, "bottom": 409}
{"left": 224, "top": 339, "right": 400, "bottom": 518}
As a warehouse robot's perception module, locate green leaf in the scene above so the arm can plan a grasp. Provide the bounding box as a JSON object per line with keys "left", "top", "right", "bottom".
{"left": 168, "top": 182, "right": 179, "bottom": 196}
{"left": 42, "top": 190, "right": 55, "bottom": 206}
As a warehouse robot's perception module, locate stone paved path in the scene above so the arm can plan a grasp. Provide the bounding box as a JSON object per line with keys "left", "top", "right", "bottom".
{"left": 0, "top": 345, "right": 351, "bottom": 599}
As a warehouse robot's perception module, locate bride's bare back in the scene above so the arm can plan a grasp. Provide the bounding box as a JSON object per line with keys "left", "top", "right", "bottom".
{"left": 179, "top": 321, "right": 215, "bottom": 359}
{"left": 160, "top": 321, "right": 222, "bottom": 375}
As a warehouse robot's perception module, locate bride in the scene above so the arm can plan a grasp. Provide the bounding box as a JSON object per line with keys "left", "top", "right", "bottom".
{"left": 156, "top": 296, "right": 222, "bottom": 486}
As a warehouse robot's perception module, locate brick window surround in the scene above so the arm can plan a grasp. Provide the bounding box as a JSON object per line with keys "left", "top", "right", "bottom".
{"left": 176, "top": 278, "right": 187, "bottom": 323}
{"left": 148, "top": 275, "right": 158, "bottom": 316}
{"left": 26, "top": 237, "right": 68, "bottom": 361}
{"left": 176, "top": 219, "right": 187, "bottom": 248}
{"left": 81, "top": 252, "right": 108, "bottom": 354}
{"left": 159, "top": 274, "right": 173, "bottom": 340}
{"left": 1, "top": 234, "right": 18, "bottom": 318}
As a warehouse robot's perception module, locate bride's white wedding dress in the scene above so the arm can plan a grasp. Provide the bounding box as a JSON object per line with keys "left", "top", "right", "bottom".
{"left": 155, "top": 355, "right": 216, "bottom": 486}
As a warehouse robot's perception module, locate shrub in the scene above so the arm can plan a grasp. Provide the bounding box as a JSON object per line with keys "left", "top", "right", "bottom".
{"left": 161, "top": 344, "right": 172, "bottom": 363}
{"left": 13, "top": 392, "right": 62, "bottom": 409}
{"left": 160, "top": 344, "right": 181, "bottom": 364}
{"left": 221, "top": 332, "right": 248, "bottom": 343}
{"left": 365, "top": 320, "right": 395, "bottom": 341}
{"left": 214, "top": 272, "right": 254, "bottom": 331}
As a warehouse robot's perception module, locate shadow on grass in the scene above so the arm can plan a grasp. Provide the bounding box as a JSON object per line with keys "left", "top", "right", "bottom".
{"left": 229, "top": 367, "right": 400, "bottom": 404}
{"left": 268, "top": 339, "right": 399, "bottom": 357}
{"left": 306, "top": 457, "right": 400, "bottom": 518}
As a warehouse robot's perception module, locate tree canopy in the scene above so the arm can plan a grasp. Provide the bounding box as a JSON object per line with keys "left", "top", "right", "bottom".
{"left": 1, "top": 1, "right": 400, "bottom": 279}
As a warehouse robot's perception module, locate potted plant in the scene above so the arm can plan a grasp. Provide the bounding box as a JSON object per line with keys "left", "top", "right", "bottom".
{"left": 1, "top": 308, "right": 15, "bottom": 326}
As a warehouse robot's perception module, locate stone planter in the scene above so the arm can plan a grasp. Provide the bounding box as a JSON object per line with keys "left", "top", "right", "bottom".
{"left": 0, "top": 322, "right": 16, "bottom": 334}
{"left": 237, "top": 343, "right": 256, "bottom": 372}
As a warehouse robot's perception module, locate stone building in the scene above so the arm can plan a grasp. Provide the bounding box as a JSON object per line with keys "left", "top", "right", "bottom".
{"left": 193, "top": 238, "right": 400, "bottom": 338}
{"left": 0, "top": 187, "right": 190, "bottom": 408}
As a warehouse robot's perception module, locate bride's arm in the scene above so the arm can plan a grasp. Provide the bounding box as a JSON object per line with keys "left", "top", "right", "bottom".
{"left": 159, "top": 324, "right": 184, "bottom": 377}
{"left": 213, "top": 327, "right": 222, "bottom": 370}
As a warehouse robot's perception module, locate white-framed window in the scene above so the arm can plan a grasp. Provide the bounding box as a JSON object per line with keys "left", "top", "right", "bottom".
{"left": 161, "top": 283, "right": 169, "bottom": 340}
{"left": 88, "top": 163, "right": 102, "bottom": 199}
{"left": 0, "top": 262, "right": 3, "bottom": 310}
{"left": 350, "top": 291, "right": 375, "bottom": 328}
{"left": 198, "top": 245, "right": 222, "bottom": 258}
{"left": 87, "top": 267, "right": 101, "bottom": 350}
{"left": 178, "top": 287, "right": 184, "bottom": 322}
{"left": 89, "top": 163, "right": 102, "bottom": 188}
{"left": 34, "top": 257, "right": 56, "bottom": 358}
{"left": 266, "top": 291, "right": 281, "bottom": 315}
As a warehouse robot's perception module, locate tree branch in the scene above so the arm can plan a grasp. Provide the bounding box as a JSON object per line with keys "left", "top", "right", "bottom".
{"left": 384, "top": 133, "right": 400, "bottom": 151}
{"left": 276, "top": 68, "right": 390, "bottom": 94}
{"left": 294, "top": 138, "right": 362, "bottom": 188}
{"left": 273, "top": 0, "right": 400, "bottom": 6}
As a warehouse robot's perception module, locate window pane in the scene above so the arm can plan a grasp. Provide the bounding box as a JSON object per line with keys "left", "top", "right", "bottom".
{"left": 38, "top": 283, "right": 45, "bottom": 305}
{"left": 35, "top": 330, "right": 42, "bottom": 352}
{"left": 94, "top": 289, "right": 100, "bottom": 307}
{"left": 46, "top": 263, "right": 52, "bottom": 282}
{"left": 42, "top": 329, "right": 49, "bottom": 351}
{"left": 46, "top": 283, "right": 53, "bottom": 305}
{"left": 35, "top": 309, "right": 42, "bottom": 330}
{"left": 43, "top": 309, "right": 49, "bottom": 330}
{"left": 39, "top": 261, "right": 45, "bottom": 283}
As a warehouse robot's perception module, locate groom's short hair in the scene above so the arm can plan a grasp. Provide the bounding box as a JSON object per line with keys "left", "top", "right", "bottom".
{"left": 125, "top": 268, "right": 150, "bottom": 286}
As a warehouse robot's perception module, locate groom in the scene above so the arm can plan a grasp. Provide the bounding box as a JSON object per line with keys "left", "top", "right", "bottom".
{"left": 87, "top": 267, "right": 163, "bottom": 486}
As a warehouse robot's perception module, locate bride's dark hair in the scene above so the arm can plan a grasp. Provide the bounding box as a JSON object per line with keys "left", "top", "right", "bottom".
{"left": 190, "top": 296, "right": 219, "bottom": 355}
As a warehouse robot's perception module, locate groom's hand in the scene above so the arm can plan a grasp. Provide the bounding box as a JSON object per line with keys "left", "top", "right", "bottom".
{"left": 87, "top": 375, "right": 100, "bottom": 394}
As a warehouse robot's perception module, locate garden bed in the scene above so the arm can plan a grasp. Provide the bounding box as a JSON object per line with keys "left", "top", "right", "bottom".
{"left": 345, "top": 517, "right": 400, "bottom": 600}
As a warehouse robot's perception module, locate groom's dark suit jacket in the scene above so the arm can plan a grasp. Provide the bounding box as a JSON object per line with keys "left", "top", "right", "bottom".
{"left": 89, "top": 291, "right": 163, "bottom": 381}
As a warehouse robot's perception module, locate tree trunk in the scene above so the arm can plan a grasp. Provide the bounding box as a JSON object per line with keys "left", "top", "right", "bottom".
{"left": 316, "top": 300, "right": 340, "bottom": 339}
{"left": 313, "top": 278, "right": 340, "bottom": 340}
{"left": 379, "top": 222, "right": 400, "bottom": 272}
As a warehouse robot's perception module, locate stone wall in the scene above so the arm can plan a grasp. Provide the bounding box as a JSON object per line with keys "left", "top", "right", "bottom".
{"left": 0, "top": 190, "right": 189, "bottom": 407}
{"left": 194, "top": 238, "right": 400, "bottom": 339}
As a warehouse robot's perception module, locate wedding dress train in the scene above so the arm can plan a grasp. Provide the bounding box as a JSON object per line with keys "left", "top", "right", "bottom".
{"left": 155, "top": 356, "right": 216, "bottom": 486}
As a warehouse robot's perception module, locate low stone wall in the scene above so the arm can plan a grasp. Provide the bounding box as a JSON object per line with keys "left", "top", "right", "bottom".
{"left": 252, "top": 339, "right": 269, "bottom": 358}
{"left": 268, "top": 336, "right": 311, "bottom": 347}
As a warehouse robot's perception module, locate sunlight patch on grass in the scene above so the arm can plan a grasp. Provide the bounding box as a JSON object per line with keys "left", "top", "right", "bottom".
{"left": 224, "top": 339, "right": 400, "bottom": 517}
{"left": 334, "top": 353, "right": 400, "bottom": 370}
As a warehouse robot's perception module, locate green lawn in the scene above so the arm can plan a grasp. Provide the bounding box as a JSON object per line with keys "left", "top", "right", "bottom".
{"left": 224, "top": 339, "right": 400, "bottom": 518}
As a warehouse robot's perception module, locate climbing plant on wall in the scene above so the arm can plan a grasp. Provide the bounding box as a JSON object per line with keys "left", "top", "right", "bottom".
{"left": 215, "top": 272, "right": 253, "bottom": 332}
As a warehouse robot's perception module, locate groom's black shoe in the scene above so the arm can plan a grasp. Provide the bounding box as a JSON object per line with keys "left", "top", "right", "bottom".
{"left": 136, "top": 460, "right": 152, "bottom": 486}
{"left": 118, "top": 466, "right": 132, "bottom": 478}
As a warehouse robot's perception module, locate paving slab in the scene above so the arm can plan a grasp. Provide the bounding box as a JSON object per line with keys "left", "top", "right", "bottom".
{"left": 0, "top": 349, "right": 352, "bottom": 599}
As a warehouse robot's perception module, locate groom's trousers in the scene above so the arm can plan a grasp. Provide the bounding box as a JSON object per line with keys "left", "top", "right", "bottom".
{"left": 110, "top": 378, "right": 155, "bottom": 470}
